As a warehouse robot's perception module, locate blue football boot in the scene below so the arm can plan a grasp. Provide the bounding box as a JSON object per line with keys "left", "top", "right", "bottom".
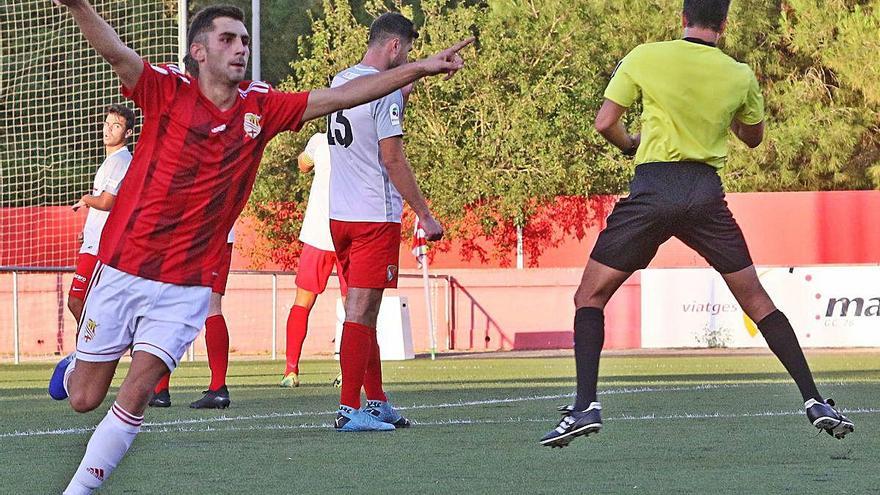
{"left": 334, "top": 405, "right": 395, "bottom": 432}
{"left": 364, "top": 400, "right": 411, "bottom": 428}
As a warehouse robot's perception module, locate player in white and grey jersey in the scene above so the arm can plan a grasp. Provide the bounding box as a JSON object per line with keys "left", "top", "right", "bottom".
{"left": 329, "top": 65, "right": 405, "bottom": 223}
{"left": 327, "top": 12, "right": 445, "bottom": 432}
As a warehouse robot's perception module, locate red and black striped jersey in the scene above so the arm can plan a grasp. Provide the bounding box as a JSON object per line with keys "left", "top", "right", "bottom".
{"left": 98, "top": 60, "right": 309, "bottom": 286}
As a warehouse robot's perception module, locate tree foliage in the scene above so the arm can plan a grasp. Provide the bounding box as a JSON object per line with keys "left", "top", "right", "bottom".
{"left": 244, "top": 1, "right": 878, "bottom": 266}
{"left": 722, "top": 0, "right": 880, "bottom": 191}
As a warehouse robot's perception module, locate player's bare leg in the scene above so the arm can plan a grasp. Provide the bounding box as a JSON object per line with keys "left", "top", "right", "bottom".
{"left": 63, "top": 352, "right": 168, "bottom": 494}
{"left": 295, "top": 287, "right": 319, "bottom": 311}
{"left": 722, "top": 265, "right": 853, "bottom": 438}
{"left": 345, "top": 287, "right": 382, "bottom": 326}
{"left": 541, "top": 259, "right": 632, "bottom": 447}
{"left": 281, "top": 287, "right": 318, "bottom": 387}
{"left": 116, "top": 352, "right": 171, "bottom": 414}
{"left": 67, "top": 360, "right": 118, "bottom": 413}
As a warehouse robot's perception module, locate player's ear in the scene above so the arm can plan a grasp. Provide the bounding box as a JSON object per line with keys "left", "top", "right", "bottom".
{"left": 190, "top": 43, "right": 206, "bottom": 64}
{"left": 718, "top": 19, "right": 728, "bottom": 36}
{"left": 124, "top": 129, "right": 133, "bottom": 139}
{"left": 390, "top": 37, "right": 400, "bottom": 57}
{"left": 681, "top": 13, "right": 688, "bottom": 29}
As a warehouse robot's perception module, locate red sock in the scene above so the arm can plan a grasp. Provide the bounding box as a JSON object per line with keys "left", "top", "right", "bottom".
{"left": 339, "top": 321, "right": 373, "bottom": 409}
{"left": 363, "top": 331, "right": 387, "bottom": 402}
{"left": 285, "top": 305, "right": 310, "bottom": 375}
{"left": 154, "top": 372, "right": 170, "bottom": 394}
{"left": 205, "top": 314, "right": 229, "bottom": 391}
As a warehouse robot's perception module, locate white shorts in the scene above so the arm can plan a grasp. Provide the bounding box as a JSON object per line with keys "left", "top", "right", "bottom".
{"left": 76, "top": 262, "right": 211, "bottom": 372}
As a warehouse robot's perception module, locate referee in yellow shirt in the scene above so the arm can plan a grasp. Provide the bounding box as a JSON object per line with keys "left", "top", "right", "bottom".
{"left": 541, "top": 0, "right": 854, "bottom": 448}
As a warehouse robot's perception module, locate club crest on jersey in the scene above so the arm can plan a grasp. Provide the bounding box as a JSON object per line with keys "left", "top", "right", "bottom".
{"left": 243, "top": 113, "right": 262, "bottom": 139}
{"left": 386, "top": 265, "right": 398, "bottom": 282}
{"left": 389, "top": 103, "right": 401, "bottom": 126}
{"left": 84, "top": 319, "right": 98, "bottom": 343}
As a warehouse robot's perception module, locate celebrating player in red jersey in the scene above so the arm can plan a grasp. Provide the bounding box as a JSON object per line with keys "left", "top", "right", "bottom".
{"left": 47, "top": 1, "right": 473, "bottom": 492}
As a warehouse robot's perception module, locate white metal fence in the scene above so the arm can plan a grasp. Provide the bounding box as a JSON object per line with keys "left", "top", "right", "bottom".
{"left": 0, "top": 267, "right": 452, "bottom": 364}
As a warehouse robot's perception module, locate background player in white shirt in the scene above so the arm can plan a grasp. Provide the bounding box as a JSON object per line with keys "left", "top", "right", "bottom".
{"left": 280, "top": 132, "right": 349, "bottom": 387}
{"left": 328, "top": 13, "right": 444, "bottom": 432}
{"left": 67, "top": 104, "right": 134, "bottom": 324}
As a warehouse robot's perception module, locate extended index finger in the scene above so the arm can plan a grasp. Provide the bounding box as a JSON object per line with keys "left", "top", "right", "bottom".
{"left": 447, "top": 37, "right": 476, "bottom": 54}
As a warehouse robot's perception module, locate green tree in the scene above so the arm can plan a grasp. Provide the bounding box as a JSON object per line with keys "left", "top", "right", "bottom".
{"left": 722, "top": 0, "right": 880, "bottom": 191}
{"left": 244, "top": 0, "right": 879, "bottom": 268}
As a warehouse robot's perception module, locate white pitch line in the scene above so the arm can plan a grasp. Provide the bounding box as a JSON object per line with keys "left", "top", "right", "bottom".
{"left": 4, "top": 408, "right": 878, "bottom": 438}
{"left": 0, "top": 383, "right": 871, "bottom": 439}
{"left": 399, "top": 383, "right": 745, "bottom": 411}
{"left": 1, "top": 383, "right": 744, "bottom": 438}
{"left": 137, "top": 407, "right": 880, "bottom": 434}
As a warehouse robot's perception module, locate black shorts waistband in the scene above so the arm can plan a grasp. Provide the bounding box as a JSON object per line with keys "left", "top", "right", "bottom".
{"left": 634, "top": 161, "right": 717, "bottom": 177}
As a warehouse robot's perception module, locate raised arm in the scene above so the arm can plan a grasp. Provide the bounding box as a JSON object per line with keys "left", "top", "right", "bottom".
{"left": 300, "top": 37, "right": 474, "bottom": 123}
{"left": 53, "top": 0, "right": 143, "bottom": 90}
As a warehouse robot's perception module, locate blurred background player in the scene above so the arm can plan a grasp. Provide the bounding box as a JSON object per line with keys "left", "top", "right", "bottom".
{"left": 47, "top": 0, "right": 471, "bottom": 492}
{"left": 149, "top": 228, "right": 235, "bottom": 409}
{"left": 328, "top": 13, "right": 445, "bottom": 432}
{"left": 281, "top": 132, "right": 348, "bottom": 388}
{"left": 540, "top": 0, "right": 854, "bottom": 448}
{"left": 67, "top": 104, "right": 134, "bottom": 324}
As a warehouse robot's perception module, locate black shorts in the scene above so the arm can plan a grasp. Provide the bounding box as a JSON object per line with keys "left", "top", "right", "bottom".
{"left": 590, "top": 161, "right": 753, "bottom": 274}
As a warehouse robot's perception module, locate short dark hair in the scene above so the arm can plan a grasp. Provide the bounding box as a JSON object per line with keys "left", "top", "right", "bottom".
{"left": 106, "top": 104, "right": 135, "bottom": 135}
{"left": 368, "top": 12, "right": 418, "bottom": 47}
{"left": 184, "top": 5, "right": 246, "bottom": 77}
{"left": 683, "top": 0, "right": 731, "bottom": 32}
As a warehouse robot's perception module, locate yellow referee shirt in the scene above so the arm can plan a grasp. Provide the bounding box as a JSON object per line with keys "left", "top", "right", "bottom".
{"left": 604, "top": 39, "right": 764, "bottom": 169}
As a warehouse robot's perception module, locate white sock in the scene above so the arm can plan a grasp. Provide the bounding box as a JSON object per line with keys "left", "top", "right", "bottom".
{"left": 62, "top": 356, "right": 77, "bottom": 396}
{"left": 63, "top": 402, "right": 143, "bottom": 495}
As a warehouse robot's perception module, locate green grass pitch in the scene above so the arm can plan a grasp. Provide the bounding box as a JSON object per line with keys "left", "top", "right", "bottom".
{"left": 1, "top": 352, "right": 877, "bottom": 494}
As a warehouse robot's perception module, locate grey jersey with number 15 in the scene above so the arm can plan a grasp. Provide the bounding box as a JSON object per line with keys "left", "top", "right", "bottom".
{"left": 328, "top": 64, "right": 405, "bottom": 223}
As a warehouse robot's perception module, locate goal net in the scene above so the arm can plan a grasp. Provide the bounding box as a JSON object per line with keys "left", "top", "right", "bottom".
{"left": 0, "top": 0, "right": 181, "bottom": 268}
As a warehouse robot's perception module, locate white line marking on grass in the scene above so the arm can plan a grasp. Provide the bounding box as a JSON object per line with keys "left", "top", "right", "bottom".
{"left": 396, "top": 383, "right": 746, "bottom": 411}
{"left": 139, "top": 407, "right": 880, "bottom": 434}
{"left": 1, "top": 383, "right": 873, "bottom": 439}
{"left": 0, "top": 383, "right": 746, "bottom": 438}
{"left": 5, "top": 408, "right": 879, "bottom": 438}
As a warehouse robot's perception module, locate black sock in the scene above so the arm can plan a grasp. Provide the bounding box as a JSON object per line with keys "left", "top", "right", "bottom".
{"left": 573, "top": 307, "right": 605, "bottom": 410}
{"left": 757, "top": 310, "right": 821, "bottom": 402}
